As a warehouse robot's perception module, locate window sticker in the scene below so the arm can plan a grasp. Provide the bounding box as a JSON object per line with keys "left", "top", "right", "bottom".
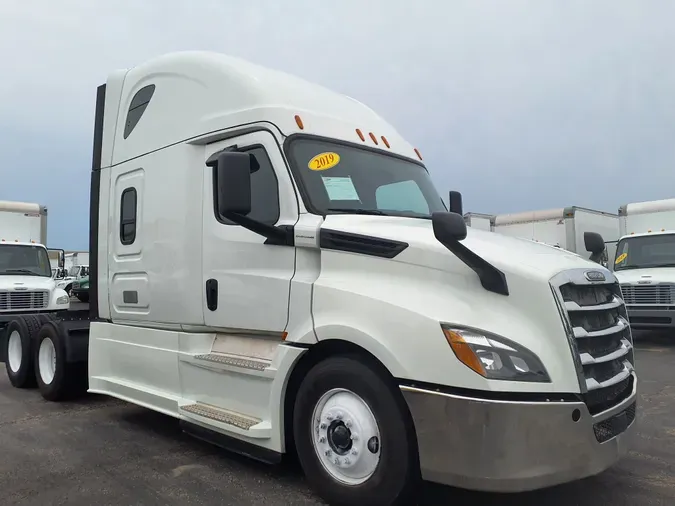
{"left": 321, "top": 176, "right": 360, "bottom": 201}
{"left": 308, "top": 152, "right": 340, "bottom": 171}
{"left": 615, "top": 252, "right": 628, "bottom": 264}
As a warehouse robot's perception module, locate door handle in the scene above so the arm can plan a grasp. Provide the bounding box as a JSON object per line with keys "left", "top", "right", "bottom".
{"left": 206, "top": 278, "right": 218, "bottom": 311}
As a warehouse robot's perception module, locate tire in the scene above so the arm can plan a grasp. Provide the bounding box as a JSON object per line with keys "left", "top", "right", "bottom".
{"left": 293, "top": 356, "right": 420, "bottom": 506}
{"left": 4, "top": 316, "right": 42, "bottom": 388}
{"left": 34, "top": 321, "right": 86, "bottom": 401}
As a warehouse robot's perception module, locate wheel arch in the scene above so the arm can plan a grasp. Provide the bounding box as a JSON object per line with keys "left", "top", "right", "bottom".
{"left": 282, "top": 338, "right": 418, "bottom": 458}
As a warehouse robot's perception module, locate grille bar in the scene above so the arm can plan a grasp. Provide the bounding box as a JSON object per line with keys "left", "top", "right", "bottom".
{"left": 0, "top": 290, "right": 49, "bottom": 311}
{"left": 620, "top": 283, "right": 675, "bottom": 305}
{"left": 551, "top": 269, "right": 636, "bottom": 415}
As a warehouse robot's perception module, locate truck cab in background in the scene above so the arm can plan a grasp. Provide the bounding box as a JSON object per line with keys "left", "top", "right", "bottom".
{"left": 614, "top": 198, "right": 675, "bottom": 330}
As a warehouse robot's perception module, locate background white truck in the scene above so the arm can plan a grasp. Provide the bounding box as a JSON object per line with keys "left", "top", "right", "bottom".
{"left": 463, "top": 212, "right": 494, "bottom": 231}
{"left": 0, "top": 200, "right": 70, "bottom": 363}
{"left": 492, "top": 206, "right": 620, "bottom": 267}
{"left": 614, "top": 198, "right": 675, "bottom": 330}
{"left": 2, "top": 51, "right": 637, "bottom": 506}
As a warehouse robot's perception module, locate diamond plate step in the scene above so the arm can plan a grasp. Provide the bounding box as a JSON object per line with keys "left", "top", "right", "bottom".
{"left": 181, "top": 403, "right": 261, "bottom": 430}
{"left": 193, "top": 353, "right": 270, "bottom": 371}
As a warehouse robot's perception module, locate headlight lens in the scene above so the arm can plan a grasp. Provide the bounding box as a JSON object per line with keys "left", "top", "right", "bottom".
{"left": 441, "top": 324, "right": 550, "bottom": 382}
{"left": 56, "top": 295, "right": 70, "bottom": 305}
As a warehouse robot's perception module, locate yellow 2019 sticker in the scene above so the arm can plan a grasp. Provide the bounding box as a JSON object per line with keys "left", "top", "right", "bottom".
{"left": 615, "top": 252, "right": 628, "bottom": 264}
{"left": 308, "top": 152, "right": 340, "bottom": 171}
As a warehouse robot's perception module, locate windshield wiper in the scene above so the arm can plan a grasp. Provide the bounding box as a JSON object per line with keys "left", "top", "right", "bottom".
{"left": 327, "top": 208, "right": 388, "bottom": 216}
{"left": 0, "top": 269, "right": 43, "bottom": 276}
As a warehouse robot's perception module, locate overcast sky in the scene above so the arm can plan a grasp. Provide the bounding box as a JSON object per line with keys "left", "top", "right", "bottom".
{"left": 1, "top": 0, "right": 674, "bottom": 249}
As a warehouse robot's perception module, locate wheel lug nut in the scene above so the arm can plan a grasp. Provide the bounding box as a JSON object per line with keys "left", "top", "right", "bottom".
{"left": 336, "top": 411, "right": 343, "bottom": 420}
{"left": 344, "top": 458, "right": 351, "bottom": 465}
{"left": 334, "top": 457, "right": 340, "bottom": 465}
{"left": 351, "top": 433, "right": 359, "bottom": 441}
{"left": 319, "top": 437, "right": 326, "bottom": 444}
{"left": 345, "top": 420, "right": 352, "bottom": 428}
{"left": 326, "top": 414, "right": 333, "bottom": 421}
{"left": 325, "top": 449, "right": 332, "bottom": 456}
{"left": 351, "top": 449, "right": 358, "bottom": 455}
{"left": 320, "top": 423, "right": 327, "bottom": 430}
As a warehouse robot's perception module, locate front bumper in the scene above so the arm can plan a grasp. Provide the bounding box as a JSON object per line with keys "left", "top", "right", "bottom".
{"left": 401, "top": 374, "right": 638, "bottom": 493}
{"left": 625, "top": 307, "right": 675, "bottom": 329}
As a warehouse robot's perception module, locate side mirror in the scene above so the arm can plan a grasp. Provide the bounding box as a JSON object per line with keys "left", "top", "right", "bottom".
{"left": 584, "top": 231, "right": 605, "bottom": 255}
{"left": 208, "top": 151, "right": 258, "bottom": 216}
{"left": 47, "top": 248, "right": 65, "bottom": 268}
{"left": 432, "top": 211, "right": 468, "bottom": 243}
{"left": 448, "top": 190, "right": 463, "bottom": 215}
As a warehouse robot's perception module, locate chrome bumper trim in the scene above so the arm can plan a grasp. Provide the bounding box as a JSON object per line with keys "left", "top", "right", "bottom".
{"left": 401, "top": 376, "right": 637, "bottom": 492}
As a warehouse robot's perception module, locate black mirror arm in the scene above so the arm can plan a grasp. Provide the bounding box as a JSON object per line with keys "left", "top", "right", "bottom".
{"left": 223, "top": 211, "right": 294, "bottom": 246}
{"left": 440, "top": 238, "right": 509, "bottom": 296}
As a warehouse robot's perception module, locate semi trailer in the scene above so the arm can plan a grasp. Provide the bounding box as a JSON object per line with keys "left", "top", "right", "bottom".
{"left": 614, "top": 198, "right": 675, "bottom": 330}
{"left": 2, "top": 51, "right": 637, "bottom": 506}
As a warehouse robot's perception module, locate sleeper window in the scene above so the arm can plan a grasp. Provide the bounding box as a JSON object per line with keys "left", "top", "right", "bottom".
{"left": 120, "top": 187, "right": 137, "bottom": 245}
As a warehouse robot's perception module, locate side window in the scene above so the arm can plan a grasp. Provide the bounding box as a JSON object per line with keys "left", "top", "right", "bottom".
{"left": 375, "top": 180, "right": 430, "bottom": 215}
{"left": 120, "top": 187, "right": 137, "bottom": 245}
{"left": 215, "top": 146, "right": 280, "bottom": 226}
{"left": 124, "top": 85, "right": 155, "bottom": 139}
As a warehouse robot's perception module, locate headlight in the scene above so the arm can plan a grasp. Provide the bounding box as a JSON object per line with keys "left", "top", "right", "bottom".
{"left": 56, "top": 295, "right": 70, "bottom": 305}
{"left": 440, "top": 324, "right": 550, "bottom": 382}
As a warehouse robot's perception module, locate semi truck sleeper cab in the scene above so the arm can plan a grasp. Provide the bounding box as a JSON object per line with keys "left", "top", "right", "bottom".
{"left": 4, "top": 51, "right": 638, "bottom": 506}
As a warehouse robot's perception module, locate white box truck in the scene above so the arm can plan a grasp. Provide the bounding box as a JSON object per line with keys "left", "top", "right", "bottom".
{"left": 614, "top": 198, "right": 675, "bottom": 330}
{"left": 2, "top": 52, "right": 637, "bottom": 506}
{"left": 463, "top": 212, "right": 494, "bottom": 231}
{"left": 493, "top": 206, "right": 620, "bottom": 267}
{"left": 0, "top": 200, "right": 70, "bottom": 362}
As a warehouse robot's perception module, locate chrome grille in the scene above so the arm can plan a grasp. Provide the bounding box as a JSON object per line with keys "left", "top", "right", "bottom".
{"left": 0, "top": 290, "right": 49, "bottom": 311}
{"left": 620, "top": 283, "right": 675, "bottom": 305}
{"left": 551, "top": 269, "right": 635, "bottom": 416}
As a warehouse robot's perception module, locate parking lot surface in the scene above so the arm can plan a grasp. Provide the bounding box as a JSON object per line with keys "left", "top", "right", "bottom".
{"left": 1, "top": 332, "right": 674, "bottom": 506}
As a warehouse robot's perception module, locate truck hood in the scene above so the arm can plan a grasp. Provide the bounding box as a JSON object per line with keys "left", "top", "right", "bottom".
{"left": 0, "top": 275, "right": 55, "bottom": 291}
{"left": 322, "top": 215, "right": 608, "bottom": 281}
{"left": 614, "top": 267, "right": 675, "bottom": 284}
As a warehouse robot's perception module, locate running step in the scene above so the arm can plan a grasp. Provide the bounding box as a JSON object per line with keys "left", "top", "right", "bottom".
{"left": 193, "top": 353, "right": 271, "bottom": 371}
{"left": 181, "top": 403, "right": 261, "bottom": 430}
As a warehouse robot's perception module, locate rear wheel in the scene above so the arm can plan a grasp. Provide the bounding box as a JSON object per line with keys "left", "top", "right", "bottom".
{"left": 4, "top": 316, "right": 42, "bottom": 388}
{"left": 34, "top": 322, "right": 86, "bottom": 401}
{"left": 293, "top": 356, "right": 420, "bottom": 506}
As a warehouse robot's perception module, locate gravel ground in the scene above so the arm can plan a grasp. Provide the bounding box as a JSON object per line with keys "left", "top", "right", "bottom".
{"left": 0, "top": 331, "right": 673, "bottom": 506}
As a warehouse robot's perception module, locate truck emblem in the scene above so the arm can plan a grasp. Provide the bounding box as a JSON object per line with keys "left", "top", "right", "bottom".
{"left": 584, "top": 270, "right": 605, "bottom": 282}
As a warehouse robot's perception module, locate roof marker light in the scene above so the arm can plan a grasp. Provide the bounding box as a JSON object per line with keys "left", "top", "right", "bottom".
{"left": 414, "top": 148, "right": 423, "bottom": 160}
{"left": 356, "top": 129, "right": 365, "bottom": 141}
{"left": 294, "top": 115, "right": 304, "bottom": 130}
{"left": 648, "top": 229, "right": 652, "bottom": 233}
{"left": 369, "top": 132, "right": 378, "bottom": 145}
{"left": 381, "top": 136, "right": 390, "bottom": 148}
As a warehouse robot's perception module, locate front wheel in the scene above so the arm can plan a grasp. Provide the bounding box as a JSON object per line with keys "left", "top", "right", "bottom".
{"left": 293, "top": 356, "right": 420, "bottom": 506}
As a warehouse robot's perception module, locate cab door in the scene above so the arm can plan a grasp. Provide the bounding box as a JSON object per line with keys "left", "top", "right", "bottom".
{"left": 202, "top": 130, "right": 298, "bottom": 333}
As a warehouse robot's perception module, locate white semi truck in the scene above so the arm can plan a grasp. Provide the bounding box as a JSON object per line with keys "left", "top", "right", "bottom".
{"left": 3, "top": 52, "right": 637, "bottom": 506}
{"left": 492, "top": 206, "right": 620, "bottom": 268}
{"left": 614, "top": 198, "right": 675, "bottom": 330}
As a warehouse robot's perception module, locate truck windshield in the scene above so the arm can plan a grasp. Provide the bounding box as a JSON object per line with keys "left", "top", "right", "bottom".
{"left": 285, "top": 137, "right": 447, "bottom": 218}
{"left": 0, "top": 244, "right": 52, "bottom": 277}
{"left": 614, "top": 233, "right": 675, "bottom": 270}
